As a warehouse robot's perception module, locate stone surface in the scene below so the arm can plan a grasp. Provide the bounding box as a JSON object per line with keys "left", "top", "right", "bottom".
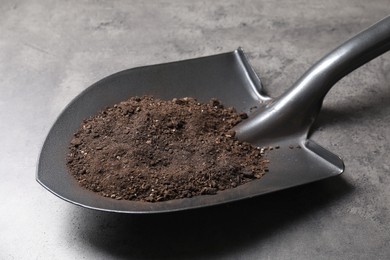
{"left": 0, "top": 0, "right": 389, "bottom": 259}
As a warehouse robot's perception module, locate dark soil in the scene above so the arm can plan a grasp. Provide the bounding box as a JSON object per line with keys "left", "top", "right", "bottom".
{"left": 67, "top": 96, "right": 268, "bottom": 202}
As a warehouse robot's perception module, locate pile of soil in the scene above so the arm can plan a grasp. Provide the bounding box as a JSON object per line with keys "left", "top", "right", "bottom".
{"left": 67, "top": 96, "right": 268, "bottom": 202}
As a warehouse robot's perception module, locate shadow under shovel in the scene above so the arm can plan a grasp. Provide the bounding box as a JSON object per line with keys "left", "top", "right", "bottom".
{"left": 67, "top": 176, "right": 352, "bottom": 259}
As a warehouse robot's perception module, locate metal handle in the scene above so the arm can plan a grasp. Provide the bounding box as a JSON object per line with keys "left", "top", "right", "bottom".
{"left": 235, "top": 16, "right": 390, "bottom": 145}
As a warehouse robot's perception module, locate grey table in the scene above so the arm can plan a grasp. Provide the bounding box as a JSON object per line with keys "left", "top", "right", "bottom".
{"left": 1, "top": 1, "right": 389, "bottom": 259}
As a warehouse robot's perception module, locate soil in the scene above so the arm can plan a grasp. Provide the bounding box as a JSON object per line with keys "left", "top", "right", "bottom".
{"left": 67, "top": 96, "right": 269, "bottom": 202}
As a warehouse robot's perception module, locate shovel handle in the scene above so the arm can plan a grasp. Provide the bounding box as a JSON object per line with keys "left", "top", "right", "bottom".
{"left": 282, "top": 16, "right": 390, "bottom": 109}
{"left": 236, "top": 16, "right": 390, "bottom": 145}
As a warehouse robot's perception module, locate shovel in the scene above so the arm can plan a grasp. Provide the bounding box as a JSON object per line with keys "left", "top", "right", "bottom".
{"left": 37, "top": 16, "right": 390, "bottom": 213}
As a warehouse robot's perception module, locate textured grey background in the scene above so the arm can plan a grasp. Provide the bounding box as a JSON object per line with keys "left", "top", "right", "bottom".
{"left": 0, "top": 0, "right": 389, "bottom": 259}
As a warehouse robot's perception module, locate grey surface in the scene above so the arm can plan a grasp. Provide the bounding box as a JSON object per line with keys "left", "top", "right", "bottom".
{"left": 0, "top": 0, "right": 389, "bottom": 259}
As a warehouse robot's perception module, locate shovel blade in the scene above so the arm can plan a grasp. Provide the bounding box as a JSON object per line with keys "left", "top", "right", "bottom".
{"left": 37, "top": 49, "right": 344, "bottom": 213}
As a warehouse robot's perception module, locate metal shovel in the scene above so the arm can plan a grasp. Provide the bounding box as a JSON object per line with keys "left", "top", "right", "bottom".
{"left": 37, "top": 16, "right": 390, "bottom": 213}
